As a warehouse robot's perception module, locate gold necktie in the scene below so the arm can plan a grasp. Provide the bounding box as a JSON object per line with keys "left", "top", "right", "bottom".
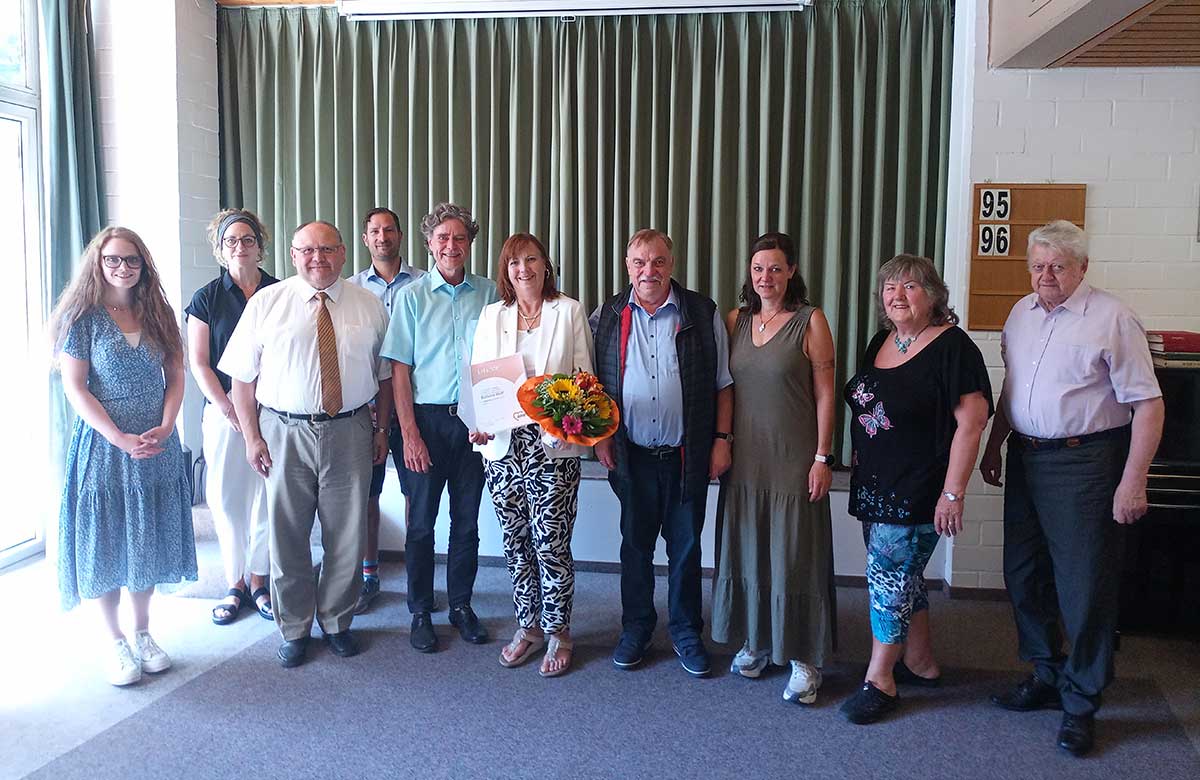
{"left": 315, "top": 292, "right": 343, "bottom": 416}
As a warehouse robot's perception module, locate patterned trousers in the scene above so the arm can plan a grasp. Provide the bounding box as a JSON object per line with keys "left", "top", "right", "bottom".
{"left": 862, "top": 521, "right": 940, "bottom": 644}
{"left": 483, "top": 425, "right": 582, "bottom": 634}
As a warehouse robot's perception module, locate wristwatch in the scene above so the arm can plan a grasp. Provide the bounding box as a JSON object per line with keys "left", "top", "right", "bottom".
{"left": 942, "top": 491, "right": 962, "bottom": 503}
{"left": 814, "top": 453, "right": 834, "bottom": 465}
{"left": 714, "top": 432, "right": 734, "bottom": 443}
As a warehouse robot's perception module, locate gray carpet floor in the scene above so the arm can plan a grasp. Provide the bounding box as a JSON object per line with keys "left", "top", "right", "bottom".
{"left": 27, "top": 566, "right": 1200, "bottom": 780}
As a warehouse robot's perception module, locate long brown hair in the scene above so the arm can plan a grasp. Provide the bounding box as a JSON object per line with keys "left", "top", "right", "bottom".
{"left": 49, "top": 226, "right": 183, "bottom": 363}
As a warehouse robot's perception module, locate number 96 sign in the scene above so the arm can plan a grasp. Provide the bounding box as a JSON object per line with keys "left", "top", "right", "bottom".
{"left": 977, "top": 188, "right": 1011, "bottom": 256}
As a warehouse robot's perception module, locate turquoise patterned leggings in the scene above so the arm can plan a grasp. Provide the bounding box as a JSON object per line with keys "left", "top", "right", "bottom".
{"left": 862, "top": 522, "right": 941, "bottom": 644}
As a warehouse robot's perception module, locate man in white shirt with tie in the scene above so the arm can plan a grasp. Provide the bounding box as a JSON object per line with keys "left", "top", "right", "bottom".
{"left": 221, "top": 220, "right": 392, "bottom": 668}
{"left": 980, "top": 220, "right": 1163, "bottom": 756}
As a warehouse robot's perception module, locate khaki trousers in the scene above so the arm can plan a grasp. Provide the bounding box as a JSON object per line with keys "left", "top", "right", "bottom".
{"left": 260, "top": 408, "right": 372, "bottom": 641}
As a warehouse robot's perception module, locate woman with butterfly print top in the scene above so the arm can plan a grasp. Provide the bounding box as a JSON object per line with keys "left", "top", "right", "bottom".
{"left": 839, "top": 254, "right": 992, "bottom": 725}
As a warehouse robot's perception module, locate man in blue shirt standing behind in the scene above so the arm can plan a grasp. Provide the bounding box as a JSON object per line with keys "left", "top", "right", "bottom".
{"left": 381, "top": 202, "right": 498, "bottom": 653}
{"left": 593, "top": 228, "right": 734, "bottom": 678}
{"left": 347, "top": 207, "right": 425, "bottom": 615}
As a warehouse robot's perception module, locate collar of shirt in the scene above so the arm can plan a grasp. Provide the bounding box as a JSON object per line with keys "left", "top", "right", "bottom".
{"left": 221, "top": 267, "right": 273, "bottom": 293}
{"left": 629, "top": 286, "right": 678, "bottom": 317}
{"left": 293, "top": 275, "right": 345, "bottom": 303}
{"left": 365, "top": 261, "right": 416, "bottom": 287}
{"left": 1028, "top": 280, "right": 1092, "bottom": 316}
{"left": 429, "top": 266, "right": 478, "bottom": 294}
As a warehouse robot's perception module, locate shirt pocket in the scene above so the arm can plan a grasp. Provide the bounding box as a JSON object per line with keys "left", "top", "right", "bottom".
{"left": 1043, "top": 341, "right": 1105, "bottom": 388}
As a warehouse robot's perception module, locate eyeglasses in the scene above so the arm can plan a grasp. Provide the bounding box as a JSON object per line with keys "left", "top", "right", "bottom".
{"left": 1029, "top": 263, "right": 1070, "bottom": 275}
{"left": 222, "top": 236, "right": 259, "bottom": 249}
{"left": 102, "top": 255, "right": 144, "bottom": 269}
{"left": 291, "top": 245, "right": 343, "bottom": 258}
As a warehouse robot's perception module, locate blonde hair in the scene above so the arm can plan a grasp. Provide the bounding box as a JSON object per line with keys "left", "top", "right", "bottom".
{"left": 48, "top": 226, "right": 183, "bottom": 364}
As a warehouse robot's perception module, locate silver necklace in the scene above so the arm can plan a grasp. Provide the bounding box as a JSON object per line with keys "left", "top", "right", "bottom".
{"left": 893, "top": 324, "right": 930, "bottom": 354}
{"left": 757, "top": 308, "right": 784, "bottom": 334}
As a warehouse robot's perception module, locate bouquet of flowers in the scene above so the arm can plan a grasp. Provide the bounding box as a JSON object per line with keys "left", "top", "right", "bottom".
{"left": 517, "top": 370, "right": 620, "bottom": 446}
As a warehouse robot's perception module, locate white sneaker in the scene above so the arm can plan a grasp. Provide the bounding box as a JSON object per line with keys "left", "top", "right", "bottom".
{"left": 783, "top": 660, "right": 822, "bottom": 704}
{"left": 730, "top": 643, "right": 770, "bottom": 678}
{"left": 134, "top": 631, "right": 172, "bottom": 674}
{"left": 107, "top": 638, "right": 142, "bottom": 686}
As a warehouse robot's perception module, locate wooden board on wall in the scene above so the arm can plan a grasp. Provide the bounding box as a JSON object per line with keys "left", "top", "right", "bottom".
{"left": 967, "top": 183, "right": 1086, "bottom": 331}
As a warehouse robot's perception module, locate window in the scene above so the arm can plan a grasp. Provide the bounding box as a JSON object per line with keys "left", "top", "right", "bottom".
{"left": 0, "top": 0, "right": 44, "bottom": 568}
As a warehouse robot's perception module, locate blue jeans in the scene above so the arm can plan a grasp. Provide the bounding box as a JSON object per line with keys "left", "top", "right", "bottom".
{"left": 611, "top": 446, "right": 707, "bottom": 643}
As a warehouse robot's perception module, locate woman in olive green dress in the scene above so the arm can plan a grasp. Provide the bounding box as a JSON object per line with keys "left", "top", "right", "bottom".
{"left": 711, "top": 232, "right": 837, "bottom": 705}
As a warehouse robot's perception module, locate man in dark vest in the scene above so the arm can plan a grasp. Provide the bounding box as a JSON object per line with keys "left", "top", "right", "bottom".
{"left": 593, "top": 228, "right": 734, "bottom": 678}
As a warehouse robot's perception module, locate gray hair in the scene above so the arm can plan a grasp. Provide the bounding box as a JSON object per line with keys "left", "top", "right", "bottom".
{"left": 420, "top": 202, "right": 479, "bottom": 243}
{"left": 875, "top": 253, "right": 959, "bottom": 330}
{"left": 1027, "top": 219, "right": 1087, "bottom": 266}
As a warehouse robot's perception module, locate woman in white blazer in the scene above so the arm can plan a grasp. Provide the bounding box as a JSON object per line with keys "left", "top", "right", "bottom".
{"left": 469, "top": 233, "right": 594, "bottom": 677}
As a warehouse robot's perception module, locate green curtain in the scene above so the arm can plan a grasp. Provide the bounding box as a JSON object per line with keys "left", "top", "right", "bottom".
{"left": 41, "top": 0, "right": 106, "bottom": 469}
{"left": 217, "top": 1, "right": 953, "bottom": 457}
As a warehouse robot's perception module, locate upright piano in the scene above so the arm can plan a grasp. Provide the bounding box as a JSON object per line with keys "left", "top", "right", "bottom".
{"left": 1118, "top": 366, "right": 1200, "bottom": 638}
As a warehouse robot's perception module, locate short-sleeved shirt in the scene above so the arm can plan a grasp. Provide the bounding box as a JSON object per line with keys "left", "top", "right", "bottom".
{"left": 380, "top": 268, "right": 498, "bottom": 405}
{"left": 347, "top": 261, "right": 426, "bottom": 318}
{"left": 844, "top": 326, "right": 993, "bottom": 526}
{"left": 1000, "top": 282, "right": 1160, "bottom": 439}
{"left": 218, "top": 276, "right": 391, "bottom": 414}
{"left": 184, "top": 269, "right": 280, "bottom": 394}
{"left": 621, "top": 288, "right": 734, "bottom": 448}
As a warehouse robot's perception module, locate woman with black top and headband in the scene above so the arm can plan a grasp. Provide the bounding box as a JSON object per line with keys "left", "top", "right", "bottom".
{"left": 186, "top": 209, "right": 280, "bottom": 625}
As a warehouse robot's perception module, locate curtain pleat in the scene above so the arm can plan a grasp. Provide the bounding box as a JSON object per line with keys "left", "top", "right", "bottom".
{"left": 217, "top": 1, "right": 953, "bottom": 453}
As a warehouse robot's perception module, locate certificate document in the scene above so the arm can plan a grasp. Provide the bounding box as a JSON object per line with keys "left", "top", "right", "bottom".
{"left": 469, "top": 354, "right": 532, "bottom": 433}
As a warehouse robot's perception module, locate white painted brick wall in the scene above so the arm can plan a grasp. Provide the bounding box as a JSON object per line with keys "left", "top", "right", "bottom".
{"left": 92, "top": 1, "right": 220, "bottom": 456}
{"left": 947, "top": 0, "right": 1200, "bottom": 590}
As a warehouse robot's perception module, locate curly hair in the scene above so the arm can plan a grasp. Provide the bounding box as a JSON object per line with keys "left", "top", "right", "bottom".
{"left": 1027, "top": 219, "right": 1087, "bottom": 266}
{"left": 419, "top": 202, "right": 479, "bottom": 243}
{"left": 875, "top": 253, "right": 959, "bottom": 330}
{"left": 738, "top": 231, "right": 810, "bottom": 314}
{"left": 48, "top": 226, "right": 183, "bottom": 363}
{"left": 205, "top": 208, "right": 269, "bottom": 267}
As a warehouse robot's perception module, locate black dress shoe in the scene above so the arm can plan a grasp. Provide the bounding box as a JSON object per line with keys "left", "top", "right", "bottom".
{"left": 1057, "top": 712, "right": 1095, "bottom": 756}
{"left": 448, "top": 605, "right": 489, "bottom": 644}
{"left": 990, "top": 674, "right": 1062, "bottom": 711}
{"left": 323, "top": 630, "right": 360, "bottom": 658}
{"left": 277, "top": 638, "right": 309, "bottom": 668}
{"left": 410, "top": 612, "right": 437, "bottom": 653}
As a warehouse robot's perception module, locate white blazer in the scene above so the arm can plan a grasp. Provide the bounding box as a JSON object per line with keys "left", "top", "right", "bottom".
{"left": 470, "top": 295, "right": 596, "bottom": 462}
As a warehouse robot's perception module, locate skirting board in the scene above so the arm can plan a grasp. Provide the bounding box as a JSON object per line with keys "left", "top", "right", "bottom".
{"left": 377, "top": 551, "right": 1012, "bottom": 600}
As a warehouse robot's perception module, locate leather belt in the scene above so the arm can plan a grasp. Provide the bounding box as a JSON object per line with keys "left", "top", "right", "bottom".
{"left": 416, "top": 403, "right": 459, "bottom": 416}
{"left": 629, "top": 444, "right": 681, "bottom": 460}
{"left": 1012, "top": 425, "right": 1129, "bottom": 451}
{"left": 265, "top": 404, "right": 365, "bottom": 423}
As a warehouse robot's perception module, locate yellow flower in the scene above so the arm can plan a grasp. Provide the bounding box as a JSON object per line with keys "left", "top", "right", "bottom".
{"left": 584, "top": 395, "right": 611, "bottom": 418}
{"left": 546, "top": 378, "right": 581, "bottom": 402}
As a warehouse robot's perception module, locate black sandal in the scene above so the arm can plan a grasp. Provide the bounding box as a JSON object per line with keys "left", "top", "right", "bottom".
{"left": 211, "top": 587, "right": 249, "bottom": 626}
{"left": 251, "top": 586, "right": 274, "bottom": 621}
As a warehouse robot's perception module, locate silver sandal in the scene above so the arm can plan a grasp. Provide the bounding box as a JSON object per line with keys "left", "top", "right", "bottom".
{"left": 499, "top": 627, "right": 545, "bottom": 668}
{"left": 539, "top": 633, "right": 574, "bottom": 678}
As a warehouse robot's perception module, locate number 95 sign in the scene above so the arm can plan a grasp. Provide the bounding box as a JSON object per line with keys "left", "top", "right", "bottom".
{"left": 977, "top": 188, "right": 1010, "bottom": 256}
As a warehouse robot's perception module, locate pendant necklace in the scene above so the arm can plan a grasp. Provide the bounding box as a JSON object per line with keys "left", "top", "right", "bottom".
{"left": 518, "top": 305, "right": 543, "bottom": 329}
{"left": 757, "top": 307, "right": 784, "bottom": 334}
{"left": 893, "top": 324, "right": 930, "bottom": 354}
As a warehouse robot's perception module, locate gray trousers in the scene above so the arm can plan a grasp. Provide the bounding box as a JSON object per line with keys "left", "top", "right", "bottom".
{"left": 1002, "top": 430, "right": 1128, "bottom": 717}
{"left": 260, "top": 409, "right": 372, "bottom": 641}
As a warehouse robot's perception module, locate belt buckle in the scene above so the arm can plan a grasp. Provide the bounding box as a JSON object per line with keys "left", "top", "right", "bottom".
{"left": 448, "top": 404, "right": 458, "bottom": 416}
{"left": 1066, "top": 437, "right": 1081, "bottom": 448}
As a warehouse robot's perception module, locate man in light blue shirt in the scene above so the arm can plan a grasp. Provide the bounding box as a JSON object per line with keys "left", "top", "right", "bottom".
{"left": 347, "top": 207, "right": 426, "bottom": 615}
{"left": 381, "top": 202, "right": 498, "bottom": 653}
{"left": 593, "top": 228, "right": 734, "bottom": 679}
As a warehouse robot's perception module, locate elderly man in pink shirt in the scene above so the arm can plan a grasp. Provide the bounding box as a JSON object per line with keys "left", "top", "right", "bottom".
{"left": 980, "top": 220, "right": 1164, "bottom": 757}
